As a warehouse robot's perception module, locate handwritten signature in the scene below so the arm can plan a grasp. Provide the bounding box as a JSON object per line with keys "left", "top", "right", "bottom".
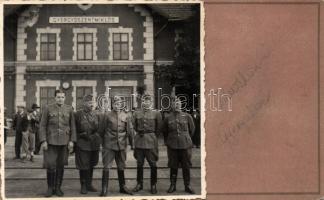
{"left": 219, "top": 92, "right": 271, "bottom": 145}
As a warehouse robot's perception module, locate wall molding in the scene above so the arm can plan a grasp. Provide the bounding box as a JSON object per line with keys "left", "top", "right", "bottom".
{"left": 131, "top": 5, "right": 154, "bottom": 61}
{"left": 4, "top": 60, "right": 155, "bottom": 66}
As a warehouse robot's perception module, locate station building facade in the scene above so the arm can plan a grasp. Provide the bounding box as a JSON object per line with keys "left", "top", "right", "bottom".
{"left": 4, "top": 4, "right": 198, "bottom": 114}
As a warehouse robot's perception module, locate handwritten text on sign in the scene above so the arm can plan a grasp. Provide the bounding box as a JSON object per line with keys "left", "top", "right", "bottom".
{"left": 49, "top": 17, "right": 119, "bottom": 24}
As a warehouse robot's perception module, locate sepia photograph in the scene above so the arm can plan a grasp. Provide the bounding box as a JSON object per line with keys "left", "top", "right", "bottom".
{"left": 2, "top": 2, "right": 204, "bottom": 199}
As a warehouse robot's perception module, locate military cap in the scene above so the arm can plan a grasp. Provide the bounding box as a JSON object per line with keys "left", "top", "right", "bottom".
{"left": 142, "top": 94, "right": 153, "bottom": 100}
{"left": 112, "top": 95, "right": 123, "bottom": 102}
{"left": 83, "top": 94, "right": 94, "bottom": 102}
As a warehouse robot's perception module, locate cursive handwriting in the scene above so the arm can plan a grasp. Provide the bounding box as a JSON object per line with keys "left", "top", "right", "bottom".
{"left": 219, "top": 92, "right": 271, "bottom": 145}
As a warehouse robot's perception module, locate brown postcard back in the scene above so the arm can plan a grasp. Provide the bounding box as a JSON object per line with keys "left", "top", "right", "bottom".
{"left": 205, "top": 1, "right": 324, "bottom": 200}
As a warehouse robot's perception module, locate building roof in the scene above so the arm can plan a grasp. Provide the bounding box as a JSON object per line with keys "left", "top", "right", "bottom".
{"left": 4, "top": 4, "right": 198, "bottom": 20}
{"left": 4, "top": 5, "right": 27, "bottom": 17}
{"left": 148, "top": 4, "right": 197, "bottom": 21}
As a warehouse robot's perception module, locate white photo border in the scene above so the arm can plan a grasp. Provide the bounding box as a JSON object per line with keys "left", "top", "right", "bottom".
{"left": 0, "top": 1, "right": 206, "bottom": 199}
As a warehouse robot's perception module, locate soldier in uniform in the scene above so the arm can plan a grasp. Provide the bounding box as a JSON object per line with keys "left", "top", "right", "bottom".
{"left": 163, "top": 97, "right": 196, "bottom": 194}
{"left": 39, "top": 89, "right": 76, "bottom": 197}
{"left": 99, "top": 96, "right": 133, "bottom": 196}
{"left": 74, "top": 94, "right": 101, "bottom": 194}
{"left": 132, "top": 94, "right": 162, "bottom": 194}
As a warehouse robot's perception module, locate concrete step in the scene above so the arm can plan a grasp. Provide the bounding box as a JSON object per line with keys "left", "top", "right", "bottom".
{"left": 5, "top": 178, "right": 202, "bottom": 198}
{"left": 5, "top": 167, "right": 201, "bottom": 179}
{"left": 4, "top": 136, "right": 203, "bottom": 198}
{"left": 5, "top": 154, "right": 201, "bottom": 168}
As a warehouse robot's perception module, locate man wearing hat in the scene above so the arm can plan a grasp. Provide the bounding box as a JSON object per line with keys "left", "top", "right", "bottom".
{"left": 21, "top": 104, "right": 41, "bottom": 161}
{"left": 21, "top": 108, "right": 39, "bottom": 162}
{"left": 74, "top": 94, "right": 101, "bottom": 194}
{"left": 99, "top": 96, "right": 133, "bottom": 196}
{"left": 12, "top": 105, "right": 28, "bottom": 159}
{"left": 163, "top": 97, "right": 196, "bottom": 194}
{"left": 132, "top": 94, "right": 162, "bottom": 194}
{"left": 39, "top": 89, "right": 76, "bottom": 197}
{"left": 31, "top": 103, "right": 42, "bottom": 155}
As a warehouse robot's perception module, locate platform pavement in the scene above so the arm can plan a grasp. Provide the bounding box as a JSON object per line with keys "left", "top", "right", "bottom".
{"left": 4, "top": 136, "right": 202, "bottom": 198}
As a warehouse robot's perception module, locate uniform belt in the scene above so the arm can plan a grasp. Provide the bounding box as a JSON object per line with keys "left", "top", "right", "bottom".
{"left": 106, "top": 131, "right": 126, "bottom": 134}
{"left": 171, "top": 131, "right": 188, "bottom": 135}
{"left": 138, "top": 131, "right": 155, "bottom": 134}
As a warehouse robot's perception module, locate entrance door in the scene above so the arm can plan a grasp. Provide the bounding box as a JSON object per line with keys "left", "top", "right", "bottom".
{"left": 40, "top": 87, "right": 56, "bottom": 108}
{"left": 109, "top": 86, "right": 133, "bottom": 111}
{"left": 76, "top": 86, "right": 93, "bottom": 110}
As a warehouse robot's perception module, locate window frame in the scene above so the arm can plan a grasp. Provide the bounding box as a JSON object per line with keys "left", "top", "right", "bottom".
{"left": 39, "top": 86, "right": 56, "bottom": 108}
{"left": 75, "top": 86, "right": 93, "bottom": 110}
{"left": 40, "top": 33, "right": 57, "bottom": 61}
{"left": 76, "top": 33, "right": 93, "bottom": 61}
{"left": 109, "top": 86, "right": 133, "bottom": 111}
{"left": 112, "top": 33, "right": 129, "bottom": 60}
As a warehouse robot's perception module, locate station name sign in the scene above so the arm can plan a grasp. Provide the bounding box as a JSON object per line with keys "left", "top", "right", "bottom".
{"left": 49, "top": 16, "right": 119, "bottom": 24}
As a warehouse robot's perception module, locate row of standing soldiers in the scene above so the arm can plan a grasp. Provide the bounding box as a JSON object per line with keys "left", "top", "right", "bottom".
{"left": 39, "top": 89, "right": 196, "bottom": 197}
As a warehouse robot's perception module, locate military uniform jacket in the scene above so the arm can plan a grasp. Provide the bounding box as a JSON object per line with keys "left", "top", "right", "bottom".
{"left": 100, "top": 111, "right": 133, "bottom": 151}
{"left": 75, "top": 109, "right": 101, "bottom": 151}
{"left": 163, "top": 111, "right": 195, "bottom": 149}
{"left": 133, "top": 109, "right": 162, "bottom": 149}
{"left": 39, "top": 104, "right": 77, "bottom": 146}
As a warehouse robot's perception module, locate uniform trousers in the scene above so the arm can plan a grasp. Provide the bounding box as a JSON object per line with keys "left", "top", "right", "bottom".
{"left": 102, "top": 148, "right": 126, "bottom": 170}
{"left": 134, "top": 148, "right": 158, "bottom": 167}
{"left": 167, "top": 148, "right": 192, "bottom": 169}
{"left": 43, "top": 144, "right": 68, "bottom": 169}
{"left": 75, "top": 146, "right": 99, "bottom": 170}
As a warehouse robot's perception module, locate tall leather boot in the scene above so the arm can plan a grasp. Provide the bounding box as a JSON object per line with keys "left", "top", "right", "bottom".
{"left": 55, "top": 168, "right": 64, "bottom": 196}
{"left": 45, "top": 169, "right": 55, "bottom": 197}
{"left": 79, "top": 170, "right": 87, "bottom": 194}
{"left": 118, "top": 170, "right": 133, "bottom": 195}
{"left": 133, "top": 167, "right": 143, "bottom": 192}
{"left": 87, "top": 168, "right": 97, "bottom": 192}
{"left": 99, "top": 170, "right": 109, "bottom": 196}
{"left": 167, "top": 168, "right": 177, "bottom": 193}
{"left": 150, "top": 166, "right": 158, "bottom": 194}
{"left": 183, "top": 168, "right": 195, "bottom": 194}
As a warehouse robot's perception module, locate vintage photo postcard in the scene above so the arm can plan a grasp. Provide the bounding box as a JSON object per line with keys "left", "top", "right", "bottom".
{"left": 1, "top": 1, "right": 205, "bottom": 199}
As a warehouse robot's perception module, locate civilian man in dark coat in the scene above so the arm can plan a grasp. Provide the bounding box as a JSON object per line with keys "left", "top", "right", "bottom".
{"left": 4, "top": 107, "right": 8, "bottom": 144}
{"left": 99, "top": 96, "right": 133, "bottom": 196}
{"left": 39, "top": 89, "right": 77, "bottom": 197}
{"left": 31, "top": 103, "right": 41, "bottom": 155}
{"left": 132, "top": 94, "right": 162, "bottom": 194}
{"left": 12, "top": 105, "right": 28, "bottom": 159}
{"left": 22, "top": 105, "right": 40, "bottom": 162}
{"left": 163, "top": 97, "right": 196, "bottom": 194}
{"left": 74, "top": 94, "right": 101, "bottom": 194}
